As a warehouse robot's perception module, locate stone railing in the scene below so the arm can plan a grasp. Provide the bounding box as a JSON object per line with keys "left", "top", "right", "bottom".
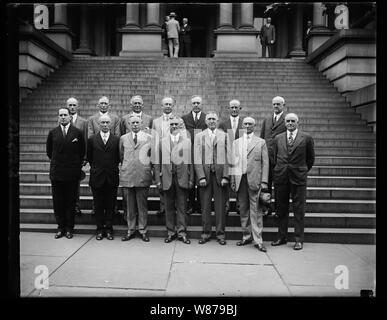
{"left": 19, "top": 21, "right": 73, "bottom": 101}
{"left": 305, "top": 29, "right": 376, "bottom": 132}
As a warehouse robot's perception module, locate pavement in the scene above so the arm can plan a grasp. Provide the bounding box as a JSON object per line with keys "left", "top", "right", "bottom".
{"left": 19, "top": 231, "right": 376, "bottom": 299}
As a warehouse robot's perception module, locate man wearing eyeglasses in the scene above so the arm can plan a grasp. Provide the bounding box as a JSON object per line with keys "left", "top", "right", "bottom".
{"left": 260, "top": 96, "right": 287, "bottom": 216}
{"left": 271, "top": 113, "right": 315, "bottom": 251}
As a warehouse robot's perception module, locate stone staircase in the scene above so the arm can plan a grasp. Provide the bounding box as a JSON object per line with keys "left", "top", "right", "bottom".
{"left": 19, "top": 57, "right": 376, "bottom": 244}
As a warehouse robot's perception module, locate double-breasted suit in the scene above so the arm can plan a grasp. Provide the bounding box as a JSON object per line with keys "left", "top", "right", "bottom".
{"left": 194, "top": 128, "right": 229, "bottom": 240}
{"left": 155, "top": 135, "right": 194, "bottom": 237}
{"left": 46, "top": 124, "right": 86, "bottom": 232}
{"left": 87, "top": 112, "right": 121, "bottom": 138}
{"left": 260, "top": 23, "right": 276, "bottom": 57}
{"left": 119, "top": 131, "right": 153, "bottom": 236}
{"left": 231, "top": 134, "right": 269, "bottom": 245}
{"left": 273, "top": 130, "right": 315, "bottom": 242}
{"left": 260, "top": 113, "right": 287, "bottom": 192}
{"left": 87, "top": 132, "right": 120, "bottom": 233}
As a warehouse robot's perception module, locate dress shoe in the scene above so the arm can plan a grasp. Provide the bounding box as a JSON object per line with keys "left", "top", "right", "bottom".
{"left": 121, "top": 233, "right": 135, "bottom": 241}
{"left": 294, "top": 242, "right": 303, "bottom": 250}
{"left": 65, "top": 231, "right": 73, "bottom": 239}
{"left": 236, "top": 238, "right": 253, "bottom": 246}
{"left": 164, "top": 234, "right": 176, "bottom": 243}
{"left": 141, "top": 234, "right": 150, "bottom": 242}
{"left": 271, "top": 239, "right": 287, "bottom": 246}
{"left": 217, "top": 239, "right": 227, "bottom": 245}
{"left": 106, "top": 232, "right": 114, "bottom": 240}
{"left": 255, "top": 243, "right": 267, "bottom": 252}
{"left": 178, "top": 236, "right": 191, "bottom": 244}
{"left": 54, "top": 231, "right": 64, "bottom": 239}
{"left": 198, "top": 238, "right": 210, "bottom": 244}
{"left": 96, "top": 233, "right": 104, "bottom": 240}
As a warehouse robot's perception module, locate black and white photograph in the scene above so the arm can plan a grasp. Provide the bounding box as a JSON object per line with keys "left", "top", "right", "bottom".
{"left": 7, "top": 1, "right": 377, "bottom": 305}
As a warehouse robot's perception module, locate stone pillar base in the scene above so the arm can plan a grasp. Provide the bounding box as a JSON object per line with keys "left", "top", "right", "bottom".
{"left": 307, "top": 29, "right": 336, "bottom": 54}
{"left": 214, "top": 29, "right": 259, "bottom": 58}
{"left": 288, "top": 49, "right": 306, "bottom": 59}
{"left": 118, "top": 28, "right": 163, "bottom": 57}
{"left": 43, "top": 25, "right": 74, "bottom": 52}
{"left": 73, "top": 48, "right": 95, "bottom": 56}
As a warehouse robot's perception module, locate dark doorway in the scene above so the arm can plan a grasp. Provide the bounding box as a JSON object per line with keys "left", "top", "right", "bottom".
{"left": 164, "top": 3, "right": 217, "bottom": 57}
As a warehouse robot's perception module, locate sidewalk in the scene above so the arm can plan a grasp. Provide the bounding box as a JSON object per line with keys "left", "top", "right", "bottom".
{"left": 20, "top": 231, "right": 376, "bottom": 297}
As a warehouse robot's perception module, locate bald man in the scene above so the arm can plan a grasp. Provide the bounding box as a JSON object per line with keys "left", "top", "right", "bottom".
{"left": 87, "top": 114, "right": 120, "bottom": 240}
{"left": 121, "top": 95, "right": 153, "bottom": 135}
{"left": 66, "top": 97, "right": 87, "bottom": 215}
{"left": 271, "top": 113, "right": 315, "bottom": 250}
{"left": 260, "top": 96, "right": 287, "bottom": 216}
{"left": 230, "top": 117, "right": 269, "bottom": 252}
{"left": 87, "top": 96, "right": 121, "bottom": 138}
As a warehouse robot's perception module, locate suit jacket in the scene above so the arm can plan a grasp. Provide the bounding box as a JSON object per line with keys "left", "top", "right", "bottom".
{"left": 218, "top": 116, "right": 245, "bottom": 143}
{"left": 180, "top": 24, "right": 192, "bottom": 43}
{"left": 194, "top": 128, "right": 229, "bottom": 185}
{"left": 260, "top": 24, "right": 276, "bottom": 43}
{"left": 119, "top": 131, "right": 153, "bottom": 188}
{"left": 87, "top": 132, "right": 120, "bottom": 188}
{"left": 121, "top": 112, "right": 153, "bottom": 135}
{"left": 231, "top": 134, "right": 269, "bottom": 192}
{"left": 273, "top": 130, "right": 315, "bottom": 186}
{"left": 260, "top": 113, "right": 287, "bottom": 162}
{"left": 46, "top": 124, "right": 86, "bottom": 181}
{"left": 182, "top": 111, "right": 207, "bottom": 144}
{"left": 154, "top": 135, "right": 194, "bottom": 191}
{"left": 87, "top": 112, "right": 121, "bottom": 138}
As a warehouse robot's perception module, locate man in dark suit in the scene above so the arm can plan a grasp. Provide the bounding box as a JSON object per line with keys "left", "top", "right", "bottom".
{"left": 218, "top": 99, "right": 244, "bottom": 215}
{"left": 179, "top": 18, "right": 192, "bottom": 57}
{"left": 182, "top": 95, "right": 207, "bottom": 215}
{"left": 155, "top": 116, "right": 194, "bottom": 244}
{"left": 271, "top": 113, "right": 315, "bottom": 250}
{"left": 260, "top": 96, "right": 287, "bottom": 216}
{"left": 46, "top": 107, "right": 86, "bottom": 239}
{"left": 121, "top": 95, "right": 153, "bottom": 135}
{"left": 194, "top": 111, "right": 229, "bottom": 245}
{"left": 260, "top": 17, "right": 276, "bottom": 58}
{"left": 87, "top": 114, "right": 120, "bottom": 240}
{"left": 67, "top": 97, "right": 87, "bottom": 216}
{"left": 230, "top": 117, "right": 269, "bottom": 252}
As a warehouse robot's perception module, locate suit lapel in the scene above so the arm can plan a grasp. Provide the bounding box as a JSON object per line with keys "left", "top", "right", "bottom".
{"left": 289, "top": 131, "right": 303, "bottom": 154}
{"left": 205, "top": 130, "right": 212, "bottom": 149}
{"left": 247, "top": 134, "right": 259, "bottom": 156}
{"left": 272, "top": 114, "right": 283, "bottom": 130}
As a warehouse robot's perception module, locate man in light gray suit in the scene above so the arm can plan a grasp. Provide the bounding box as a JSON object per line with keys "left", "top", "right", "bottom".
{"left": 230, "top": 117, "right": 269, "bottom": 252}
{"left": 87, "top": 96, "right": 121, "bottom": 138}
{"left": 194, "top": 111, "right": 230, "bottom": 245}
{"left": 120, "top": 115, "right": 153, "bottom": 242}
{"left": 121, "top": 95, "right": 153, "bottom": 135}
{"left": 155, "top": 116, "right": 194, "bottom": 244}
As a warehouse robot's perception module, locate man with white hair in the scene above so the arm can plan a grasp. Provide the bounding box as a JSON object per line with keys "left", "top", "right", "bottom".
{"left": 66, "top": 97, "right": 87, "bottom": 216}
{"left": 194, "top": 111, "right": 229, "bottom": 245}
{"left": 121, "top": 95, "right": 153, "bottom": 135}
{"left": 219, "top": 99, "right": 244, "bottom": 215}
{"left": 260, "top": 96, "right": 287, "bottom": 216}
{"left": 271, "top": 113, "right": 315, "bottom": 250}
{"left": 87, "top": 113, "right": 120, "bottom": 241}
{"left": 230, "top": 117, "right": 269, "bottom": 252}
{"left": 87, "top": 96, "right": 121, "bottom": 138}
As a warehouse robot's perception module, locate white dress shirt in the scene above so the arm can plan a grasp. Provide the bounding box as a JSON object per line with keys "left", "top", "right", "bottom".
{"left": 287, "top": 129, "right": 298, "bottom": 141}
{"left": 100, "top": 131, "right": 110, "bottom": 143}
{"left": 192, "top": 111, "right": 201, "bottom": 121}
{"left": 273, "top": 111, "right": 283, "bottom": 122}
{"left": 61, "top": 122, "right": 70, "bottom": 135}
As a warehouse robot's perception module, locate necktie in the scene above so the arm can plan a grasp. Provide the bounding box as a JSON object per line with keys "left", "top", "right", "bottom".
{"left": 274, "top": 115, "right": 278, "bottom": 122}
{"left": 103, "top": 134, "right": 107, "bottom": 144}
{"left": 62, "top": 126, "right": 66, "bottom": 138}
{"left": 288, "top": 132, "right": 294, "bottom": 146}
{"left": 194, "top": 112, "right": 198, "bottom": 123}
{"left": 232, "top": 117, "right": 237, "bottom": 133}
{"left": 134, "top": 133, "right": 137, "bottom": 145}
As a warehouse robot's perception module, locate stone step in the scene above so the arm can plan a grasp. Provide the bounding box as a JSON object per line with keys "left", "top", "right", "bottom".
{"left": 19, "top": 195, "right": 375, "bottom": 213}
{"left": 19, "top": 209, "right": 375, "bottom": 229}
{"left": 19, "top": 183, "right": 376, "bottom": 200}
{"left": 19, "top": 223, "right": 376, "bottom": 244}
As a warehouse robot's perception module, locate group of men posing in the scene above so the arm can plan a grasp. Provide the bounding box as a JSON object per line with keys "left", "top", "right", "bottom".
{"left": 46, "top": 94, "right": 315, "bottom": 252}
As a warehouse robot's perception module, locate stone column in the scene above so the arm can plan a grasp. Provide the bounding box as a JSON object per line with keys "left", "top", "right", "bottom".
{"left": 288, "top": 4, "right": 305, "bottom": 58}
{"left": 74, "top": 5, "right": 94, "bottom": 55}
{"left": 239, "top": 3, "right": 254, "bottom": 29}
{"left": 44, "top": 3, "right": 74, "bottom": 51}
{"left": 125, "top": 3, "right": 140, "bottom": 29}
{"left": 306, "top": 2, "right": 334, "bottom": 54}
{"left": 145, "top": 3, "right": 160, "bottom": 28}
{"left": 218, "top": 3, "right": 234, "bottom": 29}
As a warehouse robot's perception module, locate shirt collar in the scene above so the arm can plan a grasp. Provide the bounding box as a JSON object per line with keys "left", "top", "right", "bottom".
{"left": 170, "top": 133, "right": 180, "bottom": 141}
{"left": 208, "top": 128, "right": 216, "bottom": 135}
{"left": 132, "top": 111, "right": 142, "bottom": 118}
{"left": 132, "top": 131, "right": 139, "bottom": 138}
{"left": 274, "top": 111, "right": 283, "bottom": 119}
{"left": 287, "top": 129, "right": 298, "bottom": 138}
{"left": 71, "top": 113, "right": 77, "bottom": 123}
{"left": 100, "top": 131, "right": 110, "bottom": 138}
{"left": 230, "top": 115, "right": 239, "bottom": 122}
{"left": 163, "top": 113, "right": 172, "bottom": 121}
{"left": 61, "top": 122, "right": 70, "bottom": 131}
{"left": 192, "top": 111, "right": 201, "bottom": 119}
{"left": 99, "top": 111, "right": 108, "bottom": 117}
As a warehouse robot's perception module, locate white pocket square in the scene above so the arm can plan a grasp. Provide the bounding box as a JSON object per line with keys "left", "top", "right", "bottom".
{"left": 72, "top": 138, "right": 78, "bottom": 142}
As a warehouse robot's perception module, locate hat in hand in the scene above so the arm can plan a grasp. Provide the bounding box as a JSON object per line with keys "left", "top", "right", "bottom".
{"left": 259, "top": 189, "right": 271, "bottom": 206}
